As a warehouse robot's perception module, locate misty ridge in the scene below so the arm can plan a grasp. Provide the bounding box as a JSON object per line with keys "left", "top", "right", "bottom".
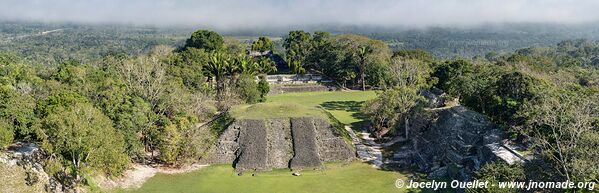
{"left": 2, "top": 0, "right": 599, "bottom": 58}
{"left": 1, "top": 0, "right": 599, "bottom": 30}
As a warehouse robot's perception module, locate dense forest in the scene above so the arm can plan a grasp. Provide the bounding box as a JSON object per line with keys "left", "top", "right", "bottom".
{"left": 371, "top": 23, "right": 599, "bottom": 58}
{"left": 4, "top": 22, "right": 599, "bottom": 63}
{"left": 0, "top": 22, "right": 598, "bottom": 191}
{"left": 0, "top": 22, "right": 189, "bottom": 65}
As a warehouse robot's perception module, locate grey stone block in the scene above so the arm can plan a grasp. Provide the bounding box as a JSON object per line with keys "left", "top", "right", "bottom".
{"left": 235, "top": 119, "right": 269, "bottom": 171}
{"left": 203, "top": 117, "right": 355, "bottom": 171}
{"left": 289, "top": 117, "right": 322, "bottom": 169}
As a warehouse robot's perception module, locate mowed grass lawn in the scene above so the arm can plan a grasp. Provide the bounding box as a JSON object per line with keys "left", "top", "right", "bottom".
{"left": 267, "top": 90, "right": 377, "bottom": 127}
{"left": 120, "top": 162, "right": 409, "bottom": 193}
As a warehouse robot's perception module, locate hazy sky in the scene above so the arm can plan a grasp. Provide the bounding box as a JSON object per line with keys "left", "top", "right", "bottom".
{"left": 1, "top": 0, "right": 598, "bottom": 29}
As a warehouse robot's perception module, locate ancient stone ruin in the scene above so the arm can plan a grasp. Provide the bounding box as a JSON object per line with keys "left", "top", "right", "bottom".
{"left": 268, "top": 84, "right": 337, "bottom": 95}
{"left": 203, "top": 117, "right": 355, "bottom": 172}
{"left": 392, "top": 106, "right": 525, "bottom": 180}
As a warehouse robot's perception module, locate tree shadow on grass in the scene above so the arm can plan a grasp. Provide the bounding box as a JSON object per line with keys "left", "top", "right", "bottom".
{"left": 320, "top": 101, "right": 369, "bottom": 129}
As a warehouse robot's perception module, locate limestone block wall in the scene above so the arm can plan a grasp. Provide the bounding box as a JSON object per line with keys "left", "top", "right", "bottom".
{"left": 203, "top": 117, "right": 354, "bottom": 172}
{"left": 268, "top": 84, "right": 337, "bottom": 95}
{"left": 289, "top": 117, "right": 322, "bottom": 169}
{"left": 235, "top": 120, "right": 269, "bottom": 171}
{"left": 265, "top": 119, "right": 294, "bottom": 168}
{"left": 313, "top": 118, "right": 354, "bottom": 162}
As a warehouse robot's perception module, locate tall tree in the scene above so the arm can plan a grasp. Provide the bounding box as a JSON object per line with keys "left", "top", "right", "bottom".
{"left": 43, "top": 102, "right": 129, "bottom": 179}
{"left": 256, "top": 57, "right": 277, "bottom": 75}
{"left": 519, "top": 92, "right": 599, "bottom": 182}
{"left": 231, "top": 53, "right": 258, "bottom": 76}
{"left": 305, "top": 32, "right": 336, "bottom": 76}
{"left": 251, "top": 37, "right": 274, "bottom": 52}
{"left": 224, "top": 37, "right": 248, "bottom": 54}
{"left": 387, "top": 57, "right": 432, "bottom": 89}
{"left": 116, "top": 54, "right": 167, "bottom": 109}
{"left": 362, "top": 86, "right": 423, "bottom": 138}
{"left": 433, "top": 59, "right": 474, "bottom": 95}
{"left": 167, "top": 47, "right": 209, "bottom": 90}
{"left": 184, "top": 30, "right": 224, "bottom": 52}
{"left": 357, "top": 45, "right": 372, "bottom": 91}
{"left": 333, "top": 34, "right": 391, "bottom": 89}
{"left": 0, "top": 85, "right": 38, "bottom": 139}
{"left": 284, "top": 31, "right": 312, "bottom": 74}
{"left": 204, "top": 51, "right": 231, "bottom": 106}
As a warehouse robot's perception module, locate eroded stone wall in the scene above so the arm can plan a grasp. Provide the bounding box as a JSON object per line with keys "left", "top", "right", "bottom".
{"left": 265, "top": 119, "right": 293, "bottom": 168}
{"left": 235, "top": 120, "right": 269, "bottom": 171}
{"left": 268, "top": 84, "right": 337, "bottom": 95}
{"left": 203, "top": 117, "right": 354, "bottom": 172}
{"left": 202, "top": 122, "right": 240, "bottom": 164}
{"left": 313, "top": 118, "right": 354, "bottom": 162}
{"left": 289, "top": 117, "right": 322, "bottom": 169}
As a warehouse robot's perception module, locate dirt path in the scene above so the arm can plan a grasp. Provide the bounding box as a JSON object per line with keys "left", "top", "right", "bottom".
{"left": 96, "top": 163, "right": 209, "bottom": 190}
{"left": 2, "top": 28, "right": 65, "bottom": 42}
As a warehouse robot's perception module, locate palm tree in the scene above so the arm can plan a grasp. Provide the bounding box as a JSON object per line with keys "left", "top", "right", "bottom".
{"left": 257, "top": 57, "right": 277, "bottom": 75}
{"left": 233, "top": 53, "right": 259, "bottom": 75}
{"left": 204, "top": 51, "right": 230, "bottom": 100}
{"left": 357, "top": 45, "right": 372, "bottom": 91}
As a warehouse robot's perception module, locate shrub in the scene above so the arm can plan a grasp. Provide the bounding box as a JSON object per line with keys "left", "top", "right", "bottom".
{"left": 236, "top": 74, "right": 261, "bottom": 104}
{"left": 473, "top": 162, "right": 525, "bottom": 193}
{"left": 257, "top": 78, "right": 270, "bottom": 102}
{"left": 0, "top": 121, "right": 13, "bottom": 149}
{"left": 158, "top": 124, "right": 181, "bottom": 164}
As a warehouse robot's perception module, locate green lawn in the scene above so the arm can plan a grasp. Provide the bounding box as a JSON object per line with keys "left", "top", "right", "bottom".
{"left": 230, "top": 102, "right": 327, "bottom": 119}
{"left": 230, "top": 90, "right": 377, "bottom": 127}
{"left": 119, "top": 162, "right": 409, "bottom": 193}
{"left": 267, "top": 91, "right": 377, "bottom": 128}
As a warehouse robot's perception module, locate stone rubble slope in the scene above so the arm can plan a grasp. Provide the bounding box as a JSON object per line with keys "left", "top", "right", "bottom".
{"left": 392, "top": 105, "right": 525, "bottom": 180}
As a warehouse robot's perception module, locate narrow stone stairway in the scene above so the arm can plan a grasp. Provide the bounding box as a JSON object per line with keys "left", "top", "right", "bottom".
{"left": 344, "top": 126, "right": 384, "bottom": 168}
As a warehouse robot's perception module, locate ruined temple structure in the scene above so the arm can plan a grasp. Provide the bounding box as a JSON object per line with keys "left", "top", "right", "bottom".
{"left": 268, "top": 83, "right": 338, "bottom": 95}
{"left": 392, "top": 105, "right": 525, "bottom": 181}
{"left": 203, "top": 117, "right": 355, "bottom": 172}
